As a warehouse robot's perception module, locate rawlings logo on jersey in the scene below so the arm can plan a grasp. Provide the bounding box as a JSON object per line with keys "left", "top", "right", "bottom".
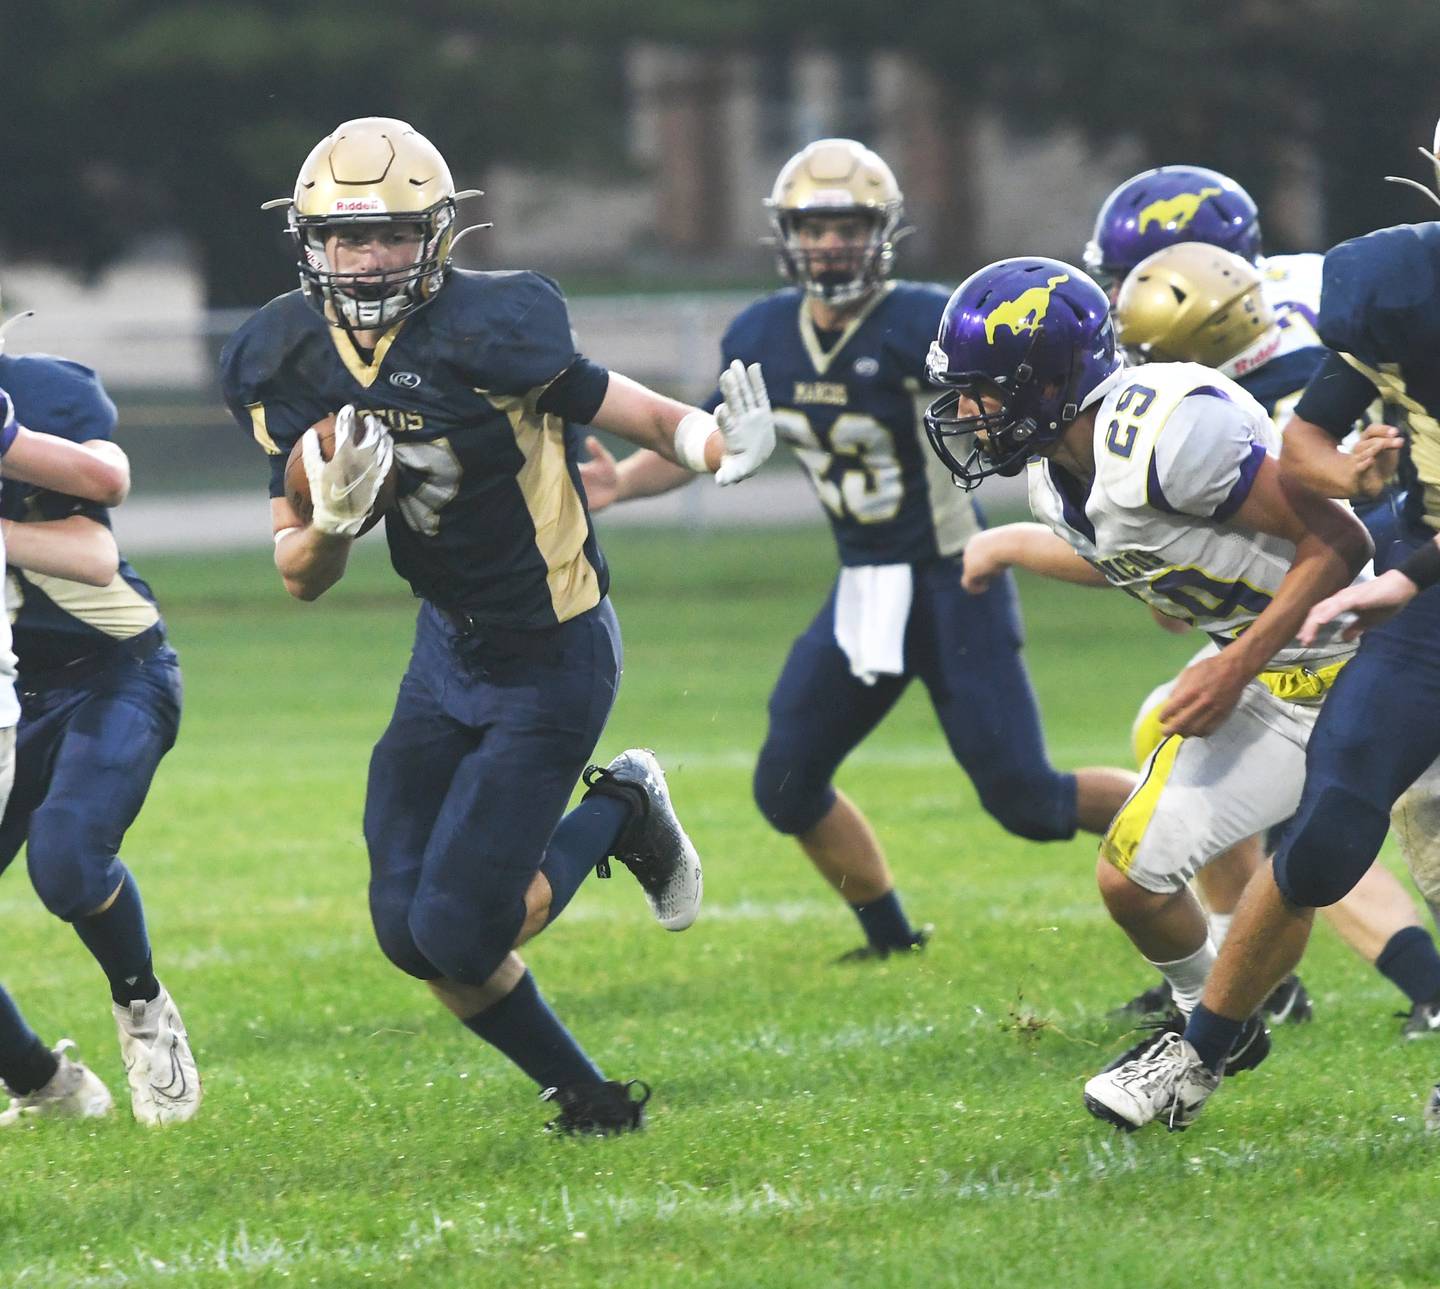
{"left": 1138, "top": 188, "right": 1222, "bottom": 233}
{"left": 389, "top": 371, "right": 422, "bottom": 389}
{"left": 984, "top": 274, "right": 1069, "bottom": 343}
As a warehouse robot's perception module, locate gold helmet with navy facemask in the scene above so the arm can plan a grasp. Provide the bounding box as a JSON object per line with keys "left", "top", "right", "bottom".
{"left": 765, "top": 138, "right": 906, "bottom": 306}
{"left": 1113, "top": 242, "right": 1272, "bottom": 369}
{"left": 263, "top": 117, "right": 483, "bottom": 333}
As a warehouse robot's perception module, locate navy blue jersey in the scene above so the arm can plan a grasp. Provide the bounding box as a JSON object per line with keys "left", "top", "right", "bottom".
{"left": 1307, "top": 222, "right": 1440, "bottom": 529}
{"left": 220, "top": 270, "right": 612, "bottom": 629}
{"left": 0, "top": 354, "right": 163, "bottom": 674}
{"left": 704, "top": 282, "right": 980, "bottom": 566}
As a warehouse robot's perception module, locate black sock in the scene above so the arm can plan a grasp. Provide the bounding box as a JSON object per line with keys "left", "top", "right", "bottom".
{"left": 849, "top": 890, "right": 917, "bottom": 948}
{"left": 539, "top": 795, "right": 630, "bottom": 924}
{"left": 72, "top": 866, "right": 160, "bottom": 1006}
{"left": 462, "top": 971, "right": 604, "bottom": 1089}
{"left": 1376, "top": 925, "right": 1440, "bottom": 1006}
{"left": 0, "top": 989, "right": 58, "bottom": 1095}
{"left": 1184, "top": 1003, "right": 1245, "bottom": 1075}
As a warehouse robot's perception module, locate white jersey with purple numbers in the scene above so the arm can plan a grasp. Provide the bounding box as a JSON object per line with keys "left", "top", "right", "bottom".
{"left": 1027, "top": 361, "right": 1361, "bottom": 671}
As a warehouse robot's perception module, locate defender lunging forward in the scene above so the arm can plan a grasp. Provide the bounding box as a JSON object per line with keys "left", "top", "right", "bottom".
{"left": 922, "top": 260, "right": 1372, "bottom": 1123}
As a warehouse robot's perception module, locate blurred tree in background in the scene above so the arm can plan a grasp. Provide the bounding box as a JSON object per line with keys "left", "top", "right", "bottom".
{"left": 2, "top": 0, "right": 1438, "bottom": 306}
{"left": 0, "top": 0, "right": 628, "bottom": 308}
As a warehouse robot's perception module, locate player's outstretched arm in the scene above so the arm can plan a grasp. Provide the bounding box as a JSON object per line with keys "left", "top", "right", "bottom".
{"left": 579, "top": 437, "right": 693, "bottom": 514}
{"left": 2, "top": 516, "right": 119, "bottom": 587}
{"left": 590, "top": 362, "right": 776, "bottom": 486}
{"left": 1161, "top": 458, "right": 1372, "bottom": 736}
{"left": 960, "top": 523, "right": 1110, "bottom": 594}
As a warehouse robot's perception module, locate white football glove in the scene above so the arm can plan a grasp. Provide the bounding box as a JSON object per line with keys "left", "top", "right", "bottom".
{"left": 713, "top": 359, "right": 776, "bottom": 486}
{"left": 301, "top": 404, "right": 395, "bottom": 538}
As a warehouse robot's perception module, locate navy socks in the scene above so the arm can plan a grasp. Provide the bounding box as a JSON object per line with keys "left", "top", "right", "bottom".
{"left": 850, "top": 890, "right": 918, "bottom": 949}
{"left": 0, "top": 988, "right": 57, "bottom": 1095}
{"left": 72, "top": 866, "right": 160, "bottom": 1006}
{"left": 539, "top": 795, "right": 630, "bottom": 925}
{"left": 462, "top": 971, "right": 604, "bottom": 1089}
{"left": 1184, "top": 1003, "right": 1246, "bottom": 1075}
{"left": 1375, "top": 925, "right": 1440, "bottom": 1006}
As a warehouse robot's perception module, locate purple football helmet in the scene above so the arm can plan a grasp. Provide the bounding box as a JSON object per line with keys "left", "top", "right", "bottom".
{"left": 1084, "top": 165, "right": 1262, "bottom": 293}
{"left": 923, "top": 258, "right": 1121, "bottom": 490}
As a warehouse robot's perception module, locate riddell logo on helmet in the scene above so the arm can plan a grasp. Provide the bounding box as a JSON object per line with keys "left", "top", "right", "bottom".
{"left": 331, "top": 197, "right": 386, "bottom": 214}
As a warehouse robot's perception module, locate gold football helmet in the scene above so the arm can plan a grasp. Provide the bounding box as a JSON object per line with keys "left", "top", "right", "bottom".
{"left": 765, "top": 138, "right": 905, "bottom": 305}
{"left": 264, "top": 117, "right": 481, "bottom": 331}
{"left": 1114, "top": 242, "right": 1272, "bottom": 368}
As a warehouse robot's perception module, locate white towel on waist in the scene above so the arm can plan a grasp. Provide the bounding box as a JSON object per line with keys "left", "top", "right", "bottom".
{"left": 834, "top": 563, "right": 914, "bottom": 686}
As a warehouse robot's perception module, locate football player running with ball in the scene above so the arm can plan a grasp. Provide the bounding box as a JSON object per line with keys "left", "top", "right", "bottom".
{"left": 922, "top": 260, "right": 1374, "bottom": 1123}
{"left": 581, "top": 140, "right": 1135, "bottom": 962}
{"left": 220, "top": 118, "right": 777, "bottom": 1135}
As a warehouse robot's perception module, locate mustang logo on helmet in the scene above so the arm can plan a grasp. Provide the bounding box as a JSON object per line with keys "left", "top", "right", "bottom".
{"left": 984, "top": 274, "right": 1070, "bottom": 343}
{"left": 1084, "top": 166, "right": 1261, "bottom": 293}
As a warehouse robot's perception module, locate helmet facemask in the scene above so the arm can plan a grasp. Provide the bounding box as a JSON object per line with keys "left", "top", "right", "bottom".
{"left": 291, "top": 202, "right": 457, "bottom": 332}
{"left": 924, "top": 338, "right": 1087, "bottom": 491}
{"left": 771, "top": 205, "right": 899, "bottom": 307}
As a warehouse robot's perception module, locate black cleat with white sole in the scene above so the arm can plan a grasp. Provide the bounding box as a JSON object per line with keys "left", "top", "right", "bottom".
{"left": 583, "top": 749, "right": 702, "bottom": 930}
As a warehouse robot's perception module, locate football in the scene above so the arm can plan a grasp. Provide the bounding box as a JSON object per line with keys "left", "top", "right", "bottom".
{"left": 284, "top": 412, "right": 398, "bottom": 536}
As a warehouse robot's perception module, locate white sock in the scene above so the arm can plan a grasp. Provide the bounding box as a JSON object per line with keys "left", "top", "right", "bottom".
{"left": 1208, "top": 912, "right": 1234, "bottom": 947}
{"left": 1149, "top": 938, "right": 1216, "bottom": 1016}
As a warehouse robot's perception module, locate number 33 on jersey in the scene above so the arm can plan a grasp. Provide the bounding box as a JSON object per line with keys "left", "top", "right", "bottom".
{"left": 706, "top": 281, "right": 981, "bottom": 565}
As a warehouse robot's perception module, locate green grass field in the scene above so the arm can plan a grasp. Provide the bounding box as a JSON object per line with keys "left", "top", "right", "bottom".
{"left": 3, "top": 526, "right": 1437, "bottom": 1287}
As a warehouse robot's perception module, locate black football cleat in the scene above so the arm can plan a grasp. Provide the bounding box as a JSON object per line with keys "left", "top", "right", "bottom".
{"left": 833, "top": 926, "right": 931, "bottom": 964}
{"left": 1261, "top": 974, "right": 1313, "bottom": 1024}
{"left": 1400, "top": 998, "right": 1440, "bottom": 1040}
{"left": 1107, "top": 977, "right": 1174, "bottom": 1021}
{"left": 583, "top": 750, "right": 702, "bottom": 931}
{"left": 541, "top": 1079, "right": 651, "bottom": 1136}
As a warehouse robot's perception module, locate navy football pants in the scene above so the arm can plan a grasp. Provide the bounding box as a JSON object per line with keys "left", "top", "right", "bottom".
{"left": 1274, "top": 533, "right": 1440, "bottom": 909}
{"left": 366, "top": 599, "right": 621, "bottom": 985}
{"left": 0, "top": 649, "right": 182, "bottom": 920}
{"left": 754, "top": 562, "right": 1078, "bottom": 842}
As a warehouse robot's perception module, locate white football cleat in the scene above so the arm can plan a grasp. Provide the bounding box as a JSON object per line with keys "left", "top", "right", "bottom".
{"left": 0, "top": 1039, "right": 113, "bottom": 1126}
{"left": 1425, "top": 1082, "right": 1440, "bottom": 1133}
{"left": 115, "top": 983, "right": 201, "bottom": 1126}
{"left": 583, "top": 749, "right": 703, "bottom": 931}
{"left": 1084, "top": 1031, "right": 1220, "bottom": 1132}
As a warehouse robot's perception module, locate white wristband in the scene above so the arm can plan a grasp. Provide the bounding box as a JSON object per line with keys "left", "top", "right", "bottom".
{"left": 673, "top": 410, "right": 717, "bottom": 473}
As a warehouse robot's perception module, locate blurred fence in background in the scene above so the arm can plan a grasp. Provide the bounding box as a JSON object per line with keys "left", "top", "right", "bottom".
{"left": 7, "top": 290, "right": 1025, "bottom": 553}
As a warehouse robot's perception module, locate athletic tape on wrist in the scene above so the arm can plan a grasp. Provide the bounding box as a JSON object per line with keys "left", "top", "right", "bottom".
{"left": 673, "top": 410, "right": 716, "bottom": 473}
